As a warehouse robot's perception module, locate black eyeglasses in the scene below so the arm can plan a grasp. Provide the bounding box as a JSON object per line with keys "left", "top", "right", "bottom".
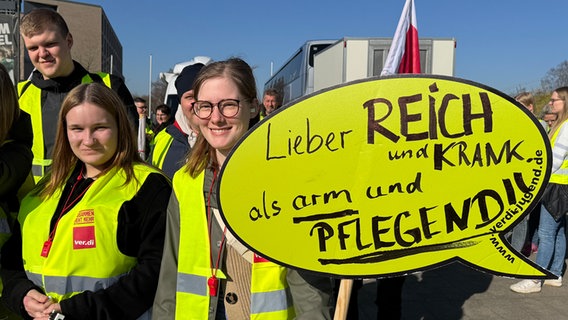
{"left": 550, "top": 98, "right": 563, "bottom": 104}
{"left": 192, "top": 99, "right": 242, "bottom": 119}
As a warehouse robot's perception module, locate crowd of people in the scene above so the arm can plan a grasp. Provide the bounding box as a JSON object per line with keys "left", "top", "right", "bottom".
{"left": 509, "top": 89, "right": 568, "bottom": 294}
{"left": 1, "top": 7, "right": 568, "bottom": 320}
{"left": 0, "top": 8, "right": 333, "bottom": 320}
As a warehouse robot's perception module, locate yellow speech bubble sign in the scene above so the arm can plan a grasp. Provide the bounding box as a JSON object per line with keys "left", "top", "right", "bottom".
{"left": 218, "top": 75, "right": 552, "bottom": 278}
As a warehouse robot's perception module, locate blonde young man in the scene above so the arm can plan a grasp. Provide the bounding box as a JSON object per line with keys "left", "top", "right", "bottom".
{"left": 18, "top": 8, "right": 137, "bottom": 182}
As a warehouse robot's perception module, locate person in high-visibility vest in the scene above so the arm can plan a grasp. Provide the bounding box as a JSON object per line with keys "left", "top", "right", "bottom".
{"left": 510, "top": 86, "right": 568, "bottom": 294}
{"left": 153, "top": 104, "right": 173, "bottom": 135}
{"left": 1, "top": 83, "right": 171, "bottom": 320}
{"left": 17, "top": 9, "right": 138, "bottom": 183}
{"left": 152, "top": 58, "right": 333, "bottom": 319}
{"left": 148, "top": 63, "right": 205, "bottom": 178}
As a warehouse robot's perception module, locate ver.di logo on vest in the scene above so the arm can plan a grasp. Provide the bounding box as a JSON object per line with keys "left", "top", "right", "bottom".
{"left": 73, "top": 209, "right": 96, "bottom": 250}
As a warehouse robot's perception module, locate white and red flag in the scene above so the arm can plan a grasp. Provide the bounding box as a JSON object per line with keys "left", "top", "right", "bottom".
{"left": 381, "top": 0, "right": 421, "bottom": 75}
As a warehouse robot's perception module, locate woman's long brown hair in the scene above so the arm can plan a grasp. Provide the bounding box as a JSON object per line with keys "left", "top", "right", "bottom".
{"left": 38, "top": 83, "right": 140, "bottom": 198}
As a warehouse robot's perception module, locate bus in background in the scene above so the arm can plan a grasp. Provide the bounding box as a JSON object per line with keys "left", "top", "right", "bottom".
{"left": 266, "top": 37, "right": 456, "bottom": 106}
{"left": 160, "top": 56, "right": 212, "bottom": 116}
{"left": 263, "top": 40, "right": 334, "bottom": 105}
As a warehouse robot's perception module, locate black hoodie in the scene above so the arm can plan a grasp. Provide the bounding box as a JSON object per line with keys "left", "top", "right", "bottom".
{"left": 23, "top": 61, "right": 137, "bottom": 158}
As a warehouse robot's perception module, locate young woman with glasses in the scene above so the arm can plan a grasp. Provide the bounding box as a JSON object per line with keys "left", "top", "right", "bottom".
{"left": 153, "top": 58, "right": 333, "bottom": 319}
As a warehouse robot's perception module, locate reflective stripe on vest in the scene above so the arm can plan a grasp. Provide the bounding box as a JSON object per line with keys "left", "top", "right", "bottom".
{"left": 250, "top": 285, "right": 291, "bottom": 314}
{"left": 177, "top": 272, "right": 208, "bottom": 297}
{"left": 150, "top": 129, "right": 174, "bottom": 170}
{"left": 18, "top": 73, "right": 112, "bottom": 183}
{"left": 25, "top": 272, "right": 125, "bottom": 296}
{"left": 250, "top": 257, "right": 292, "bottom": 316}
{"left": 549, "top": 120, "right": 568, "bottom": 184}
{"left": 172, "top": 170, "right": 294, "bottom": 319}
{"left": 19, "top": 163, "right": 156, "bottom": 303}
{"left": 31, "top": 160, "right": 51, "bottom": 178}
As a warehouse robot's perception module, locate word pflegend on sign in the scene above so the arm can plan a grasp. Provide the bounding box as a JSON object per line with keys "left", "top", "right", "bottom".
{"left": 218, "top": 75, "right": 553, "bottom": 279}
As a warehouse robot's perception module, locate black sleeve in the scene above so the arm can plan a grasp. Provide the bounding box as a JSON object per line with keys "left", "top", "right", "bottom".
{"left": 0, "top": 111, "right": 35, "bottom": 317}
{"left": 1, "top": 219, "right": 44, "bottom": 319}
{"left": 109, "top": 75, "right": 138, "bottom": 131}
{"left": 0, "top": 111, "right": 33, "bottom": 197}
{"left": 58, "top": 172, "right": 172, "bottom": 320}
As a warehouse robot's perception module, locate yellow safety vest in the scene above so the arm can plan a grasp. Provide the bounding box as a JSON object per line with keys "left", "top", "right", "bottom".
{"left": 150, "top": 129, "right": 174, "bottom": 170}
{"left": 549, "top": 120, "right": 568, "bottom": 184}
{"left": 19, "top": 164, "right": 156, "bottom": 303}
{"left": 172, "top": 169, "right": 294, "bottom": 319}
{"left": 18, "top": 73, "right": 112, "bottom": 183}
{"left": 146, "top": 126, "right": 155, "bottom": 137}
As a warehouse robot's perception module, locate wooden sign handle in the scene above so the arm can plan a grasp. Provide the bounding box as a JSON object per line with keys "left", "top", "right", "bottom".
{"left": 333, "top": 279, "right": 354, "bottom": 320}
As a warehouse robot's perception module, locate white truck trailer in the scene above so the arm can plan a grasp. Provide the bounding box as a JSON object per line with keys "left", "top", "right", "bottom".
{"left": 313, "top": 37, "right": 456, "bottom": 92}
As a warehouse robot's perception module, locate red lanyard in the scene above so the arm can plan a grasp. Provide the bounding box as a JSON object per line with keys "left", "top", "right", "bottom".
{"left": 206, "top": 169, "right": 226, "bottom": 297}
{"left": 41, "top": 171, "right": 94, "bottom": 258}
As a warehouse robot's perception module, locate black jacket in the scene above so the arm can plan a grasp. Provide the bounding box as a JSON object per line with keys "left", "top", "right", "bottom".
{"left": 0, "top": 111, "right": 33, "bottom": 209}
{"left": 148, "top": 123, "right": 191, "bottom": 179}
{"left": 22, "top": 61, "right": 138, "bottom": 158}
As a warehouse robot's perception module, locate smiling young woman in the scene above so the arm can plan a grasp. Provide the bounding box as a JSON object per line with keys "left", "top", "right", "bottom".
{"left": 153, "top": 58, "right": 334, "bottom": 319}
{"left": 1, "top": 83, "right": 171, "bottom": 320}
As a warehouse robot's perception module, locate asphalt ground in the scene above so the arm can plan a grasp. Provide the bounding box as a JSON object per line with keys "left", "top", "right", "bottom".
{"left": 355, "top": 253, "right": 568, "bottom": 319}
{"left": 1, "top": 252, "right": 562, "bottom": 320}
